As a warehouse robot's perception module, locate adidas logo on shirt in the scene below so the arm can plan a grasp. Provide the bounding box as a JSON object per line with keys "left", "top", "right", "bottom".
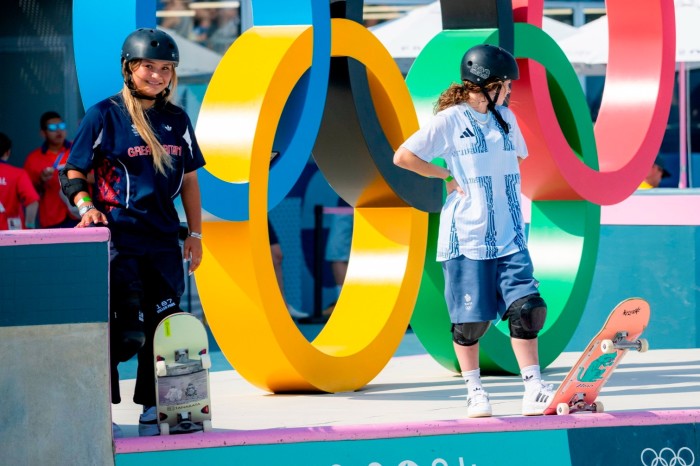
{"left": 459, "top": 127, "right": 475, "bottom": 139}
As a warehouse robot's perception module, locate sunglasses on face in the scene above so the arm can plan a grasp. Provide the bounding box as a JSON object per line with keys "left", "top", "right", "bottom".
{"left": 45, "top": 122, "right": 66, "bottom": 132}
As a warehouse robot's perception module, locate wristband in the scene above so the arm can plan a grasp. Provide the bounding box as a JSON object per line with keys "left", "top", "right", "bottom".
{"left": 76, "top": 196, "right": 92, "bottom": 208}
{"left": 78, "top": 204, "right": 95, "bottom": 217}
{"left": 189, "top": 232, "right": 203, "bottom": 240}
{"left": 444, "top": 175, "right": 454, "bottom": 182}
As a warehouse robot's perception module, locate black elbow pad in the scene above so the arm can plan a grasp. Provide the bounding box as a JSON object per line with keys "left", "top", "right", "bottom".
{"left": 59, "top": 164, "right": 90, "bottom": 206}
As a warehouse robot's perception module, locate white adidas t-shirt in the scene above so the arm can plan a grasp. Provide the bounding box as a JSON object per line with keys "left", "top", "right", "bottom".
{"left": 402, "top": 103, "right": 528, "bottom": 261}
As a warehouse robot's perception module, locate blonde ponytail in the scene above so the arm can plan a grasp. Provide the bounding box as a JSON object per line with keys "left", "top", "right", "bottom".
{"left": 121, "top": 60, "right": 179, "bottom": 176}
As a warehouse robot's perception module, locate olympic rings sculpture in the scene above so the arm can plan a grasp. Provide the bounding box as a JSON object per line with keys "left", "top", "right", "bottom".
{"left": 73, "top": 0, "right": 675, "bottom": 391}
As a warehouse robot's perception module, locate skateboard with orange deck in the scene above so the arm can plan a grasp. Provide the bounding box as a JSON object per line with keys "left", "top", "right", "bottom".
{"left": 544, "top": 297, "right": 650, "bottom": 415}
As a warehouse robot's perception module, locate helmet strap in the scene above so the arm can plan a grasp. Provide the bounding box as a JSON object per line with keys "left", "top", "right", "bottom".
{"left": 480, "top": 86, "right": 510, "bottom": 134}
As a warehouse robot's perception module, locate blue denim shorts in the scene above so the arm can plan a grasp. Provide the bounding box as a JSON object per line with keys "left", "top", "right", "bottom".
{"left": 441, "top": 249, "right": 540, "bottom": 324}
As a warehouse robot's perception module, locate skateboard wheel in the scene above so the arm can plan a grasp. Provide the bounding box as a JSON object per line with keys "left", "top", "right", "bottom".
{"left": 593, "top": 401, "right": 604, "bottom": 413}
{"left": 156, "top": 360, "right": 167, "bottom": 377}
{"left": 203, "top": 420, "right": 212, "bottom": 432}
{"left": 637, "top": 338, "right": 649, "bottom": 353}
{"left": 556, "top": 403, "right": 570, "bottom": 415}
{"left": 200, "top": 353, "right": 212, "bottom": 370}
{"left": 159, "top": 422, "right": 170, "bottom": 436}
{"left": 600, "top": 339, "right": 616, "bottom": 354}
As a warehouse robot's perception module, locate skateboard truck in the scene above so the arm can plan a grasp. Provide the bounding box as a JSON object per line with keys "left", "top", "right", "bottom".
{"left": 175, "top": 348, "right": 189, "bottom": 363}
{"left": 556, "top": 394, "right": 604, "bottom": 415}
{"left": 600, "top": 332, "right": 649, "bottom": 354}
{"left": 156, "top": 348, "right": 211, "bottom": 377}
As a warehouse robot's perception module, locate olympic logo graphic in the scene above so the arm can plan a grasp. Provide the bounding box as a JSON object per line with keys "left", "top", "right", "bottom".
{"left": 641, "top": 447, "right": 695, "bottom": 466}
{"left": 73, "top": 0, "right": 675, "bottom": 392}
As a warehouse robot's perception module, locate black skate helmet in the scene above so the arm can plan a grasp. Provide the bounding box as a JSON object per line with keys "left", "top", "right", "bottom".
{"left": 121, "top": 28, "right": 179, "bottom": 66}
{"left": 460, "top": 44, "right": 518, "bottom": 86}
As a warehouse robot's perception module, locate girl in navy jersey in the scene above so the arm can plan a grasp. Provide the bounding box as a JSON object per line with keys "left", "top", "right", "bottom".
{"left": 394, "top": 45, "right": 554, "bottom": 418}
{"left": 60, "top": 28, "right": 205, "bottom": 436}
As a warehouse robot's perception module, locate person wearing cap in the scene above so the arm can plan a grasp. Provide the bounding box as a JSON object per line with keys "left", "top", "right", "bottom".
{"left": 394, "top": 44, "right": 554, "bottom": 418}
{"left": 639, "top": 156, "right": 671, "bottom": 189}
{"left": 59, "top": 28, "right": 206, "bottom": 436}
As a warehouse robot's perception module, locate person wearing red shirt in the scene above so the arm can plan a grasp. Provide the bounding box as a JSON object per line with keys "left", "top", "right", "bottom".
{"left": 23, "top": 111, "right": 78, "bottom": 228}
{"left": 0, "top": 132, "right": 39, "bottom": 230}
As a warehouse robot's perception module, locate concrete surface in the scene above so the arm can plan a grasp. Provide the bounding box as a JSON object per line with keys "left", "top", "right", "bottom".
{"left": 1, "top": 323, "right": 112, "bottom": 465}
{"left": 111, "top": 331, "right": 700, "bottom": 437}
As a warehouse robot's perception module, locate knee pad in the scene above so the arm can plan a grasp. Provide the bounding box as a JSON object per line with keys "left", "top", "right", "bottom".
{"left": 506, "top": 294, "right": 547, "bottom": 340}
{"left": 452, "top": 321, "right": 491, "bottom": 346}
{"left": 111, "top": 290, "right": 145, "bottom": 361}
{"left": 115, "top": 330, "right": 146, "bottom": 362}
{"left": 112, "top": 291, "right": 143, "bottom": 327}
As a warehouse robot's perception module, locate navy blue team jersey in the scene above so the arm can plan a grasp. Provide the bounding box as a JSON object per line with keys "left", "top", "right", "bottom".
{"left": 68, "top": 94, "right": 206, "bottom": 238}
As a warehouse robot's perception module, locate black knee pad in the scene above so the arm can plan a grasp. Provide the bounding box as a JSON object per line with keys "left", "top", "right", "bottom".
{"left": 506, "top": 293, "right": 547, "bottom": 340}
{"left": 115, "top": 330, "right": 146, "bottom": 362}
{"left": 452, "top": 321, "right": 491, "bottom": 346}
{"left": 111, "top": 290, "right": 145, "bottom": 361}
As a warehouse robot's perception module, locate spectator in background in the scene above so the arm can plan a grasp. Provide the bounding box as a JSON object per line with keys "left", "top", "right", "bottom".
{"left": 158, "top": 0, "right": 193, "bottom": 38}
{"left": 0, "top": 132, "right": 39, "bottom": 230}
{"left": 23, "top": 111, "right": 78, "bottom": 228}
{"left": 270, "top": 221, "right": 310, "bottom": 320}
{"left": 323, "top": 207, "right": 353, "bottom": 318}
{"left": 191, "top": 8, "right": 215, "bottom": 46}
{"left": 639, "top": 156, "right": 671, "bottom": 189}
{"left": 208, "top": 7, "right": 240, "bottom": 54}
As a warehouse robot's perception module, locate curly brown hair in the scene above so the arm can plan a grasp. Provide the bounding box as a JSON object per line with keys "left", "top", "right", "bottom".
{"left": 433, "top": 80, "right": 504, "bottom": 114}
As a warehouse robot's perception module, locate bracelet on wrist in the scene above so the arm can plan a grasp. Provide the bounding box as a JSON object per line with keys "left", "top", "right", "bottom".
{"left": 76, "top": 196, "right": 92, "bottom": 208}
{"left": 78, "top": 204, "right": 95, "bottom": 217}
{"left": 444, "top": 174, "right": 454, "bottom": 182}
{"left": 189, "top": 232, "right": 203, "bottom": 240}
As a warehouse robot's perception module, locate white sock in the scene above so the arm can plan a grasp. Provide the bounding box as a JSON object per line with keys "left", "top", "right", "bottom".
{"left": 521, "top": 365, "right": 542, "bottom": 390}
{"left": 461, "top": 369, "right": 483, "bottom": 394}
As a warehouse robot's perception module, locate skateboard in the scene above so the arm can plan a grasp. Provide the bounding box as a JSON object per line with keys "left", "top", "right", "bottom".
{"left": 544, "top": 297, "right": 650, "bottom": 415}
{"left": 153, "top": 312, "right": 212, "bottom": 435}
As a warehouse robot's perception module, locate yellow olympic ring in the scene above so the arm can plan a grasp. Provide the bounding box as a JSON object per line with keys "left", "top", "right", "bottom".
{"left": 196, "top": 19, "right": 428, "bottom": 393}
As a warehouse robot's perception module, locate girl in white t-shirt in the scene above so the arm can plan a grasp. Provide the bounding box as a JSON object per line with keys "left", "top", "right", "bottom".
{"left": 394, "top": 44, "right": 554, "bottom": 418}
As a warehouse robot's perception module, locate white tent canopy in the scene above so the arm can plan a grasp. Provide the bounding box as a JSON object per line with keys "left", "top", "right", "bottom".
{"left": 559, "top": 1, "right": 700, "bottom": 74}
{"left": 370, "top": 1, "right": 577, "bottom": 59}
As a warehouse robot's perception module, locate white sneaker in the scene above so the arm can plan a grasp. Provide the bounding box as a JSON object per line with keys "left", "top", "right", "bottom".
{"left": 466, "top": 389, "right": 492, "bottom": 418}
{"left": 522, "top": 381, "right": 555, "bottom": 416}
{"left": 138, "top": 405, "right": 159, "bottom": 436}
{"left": 288, "top": 306, "right": 310, "bottom": 320}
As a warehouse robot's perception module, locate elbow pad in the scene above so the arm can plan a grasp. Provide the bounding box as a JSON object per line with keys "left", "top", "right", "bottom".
{"left": 59, "top": 163, "right": 90, "bottom": 206}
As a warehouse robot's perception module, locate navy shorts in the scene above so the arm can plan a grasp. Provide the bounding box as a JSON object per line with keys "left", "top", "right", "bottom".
{"left": 441, "top": 249, "right": 539, "bottom": 324}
